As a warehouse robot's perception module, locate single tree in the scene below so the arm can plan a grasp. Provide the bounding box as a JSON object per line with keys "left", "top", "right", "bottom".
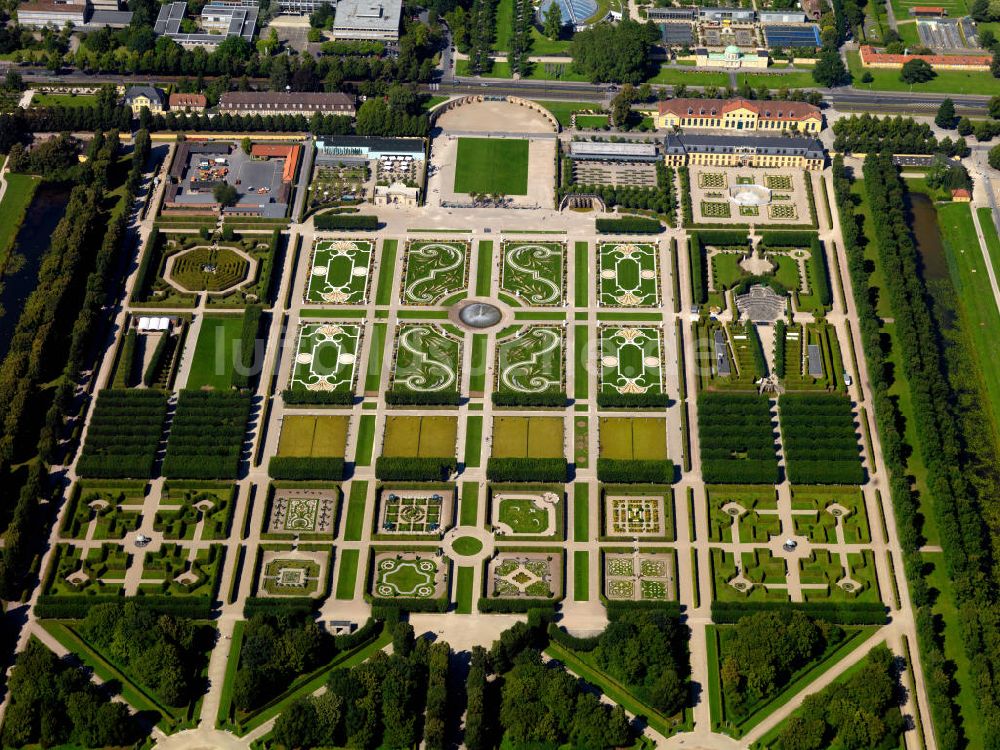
{"left": 241, "top": 136, "right": 252, "bottom": 154}
{"left": 860, "top": 71, "right": 874, "bottom": 84}
{"left": 213, "top": 182, "right": 239, "bottom": 207}
{"left": 989, "top": 95, "right": 1000, "bottom": 119}
{"left": 989, "top": 143, "right": 1000, "bottom": 170}
{"left": 993, "top": 49, "right": 1000, "bottom": 78}
{"left": 935, "top": 98, "right": 956, "bottom": 128}
{"left": 900, "top": 58, "right": 935, "bottom": 84}
{"left": 812, "top": 47, "right": 850, "bottom": 87}
{"left": 957, "top": 116, "right": 974, "bottom": 135}
{"left": 543, "top": 1, "right": 563, "bottom": 41}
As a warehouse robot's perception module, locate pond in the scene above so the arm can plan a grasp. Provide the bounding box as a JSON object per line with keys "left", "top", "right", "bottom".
{"left": 907, "top": 191, "right": 948, "bottom": 282}
{"left": 0, "top": 185, "right": 71, "bottom": 356}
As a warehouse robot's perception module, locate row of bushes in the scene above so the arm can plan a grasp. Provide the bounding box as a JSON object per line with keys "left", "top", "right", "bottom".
{"left": 486, "top": 458, "right": 568, "bottom": 483}
{"left": 698, "top": 393, "right": 778, "bottom": 485}
{"left": 314, "top": 213, "right": 379, "bottom": 231}
{"left": 370, "top": 596, "right": 450, "bottom": 613}
{"left": 385, "top": 389, "right": 461, "bottom": 406}
{"left": 35, "top": 594, "right": 213, "bottom": 620}
{"left": 759, "top": 230, "right": 818, "bottom": 248}
{"left": 492, "top": 391, "right": 566, "bottom": 408}
{"left": 779, "top": 393, "right": 863, "bottom": 484}
{"left": 476, "top": 598, "right": 558, "bottom": 615}
{"left": 232, "top": 306, "right": 264, "bottom": 390}
{"left": 375, "top": 456, "right": 455, "bottom": 481}
{"left": 689, "top": 233, "right": 708, "bottom": 305}
{"left": 711, "top": 600, "right": 887, "bottom": 624}
{"left": 596, "top": 392, "right": 670, "bottom": 409}
{"left": 77, "top": 389, "right": 169, "bottom": 479}
{"left": 281, "top": 389, "right": 353, "bottom": 406}
{"left": 162, "top": 391, "right": 251, "bottom": 480}
{"left": 268, "top": 457, "right": 345, "bottom": 481}
{"left": 595, "top": 217, "right": 662, "bottom": 234}
{"left": 596, "top": 458, "right": 673, "bottom": 484}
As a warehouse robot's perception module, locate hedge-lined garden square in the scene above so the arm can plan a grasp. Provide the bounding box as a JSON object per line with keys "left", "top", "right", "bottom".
{"left": 289, "top": 322, "right": 361, "bottom": 394}
{"left": 305, "top": 239, "right": 374, "bottom": 304}
{"left": 599, "top": 326, "right": 665, "bottom": 396}
{"left": 500, "top": 242, "right": 565, "bottom": 306}
{"left": 598, "top": 242, "right": 660, "bottom": 307}
{"left": 401, "top": 240, "right": 469, "bottom": 305}
{"left": 495, "top": 326, "right": 564, "bottom": 396}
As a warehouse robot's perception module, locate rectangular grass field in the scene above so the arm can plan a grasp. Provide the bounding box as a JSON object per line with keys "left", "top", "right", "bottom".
{"left": 383, "top": 416, "right": 458, "bottom": 458}
{"left": 599, "top": 417, "right": 668, "bottom": 461}
{"left": 491, "top": 416, "right": 564, "bottom": 458}
{"left": 0, "top": 173, "right": 40, "bottom": 266}
{"left": 454, "top": 138, "right": 529, "bottom": 196}
{"left": 187, "top": 315, "right": 244, "bottom": 390}
{"left": 277, "top": 415, "right": 349, "bottom": 457}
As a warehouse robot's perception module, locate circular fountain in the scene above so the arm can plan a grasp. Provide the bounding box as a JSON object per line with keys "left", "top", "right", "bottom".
{"left": 459, "top": 302, "right": 503, "bottom": 329}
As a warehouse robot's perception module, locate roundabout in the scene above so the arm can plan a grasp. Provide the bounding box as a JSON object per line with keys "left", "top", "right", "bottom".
{"left": 442, "top": 525, "right": 494, "bottom": 561}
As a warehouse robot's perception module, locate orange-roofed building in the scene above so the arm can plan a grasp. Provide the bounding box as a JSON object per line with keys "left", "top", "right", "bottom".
{"left": 655, "top": 97, "right": 822, "bottom": 133}
{"left": 250, "top": 143, "right": 302, "bottom": 184}
{"left": 168, "top": 93, "right": 207, "bottom": 112}
{"left": 859, "top": 45, "right": 991, "bottom": 70}
{"left": 951, "top": 188, "right": 971, "bottom": 202}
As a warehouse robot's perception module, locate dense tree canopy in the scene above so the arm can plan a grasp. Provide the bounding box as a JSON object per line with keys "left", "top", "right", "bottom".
{"left": 570, "top": 20, "right": 659, "bottom": 84}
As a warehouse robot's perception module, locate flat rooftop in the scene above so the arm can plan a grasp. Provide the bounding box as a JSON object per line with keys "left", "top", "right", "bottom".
{"left": 332, "top": 0, "right": 401, "bottom": 33}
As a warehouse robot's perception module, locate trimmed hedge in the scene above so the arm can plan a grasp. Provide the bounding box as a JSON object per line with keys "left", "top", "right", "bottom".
{"left": 232, "top": 305, "right": 263, "bottom": 390}
{"left": 369, "top": 596, "right": 450, "bottom": 613}
{"left": 697, "top": 229, "right": 750, "bottom": 246}
{"left": 77, "top": 389, "right": 169, "bottom": 479}
{"left": 477, "top": 598, "right": 558, "bottom": 615}
{"left": 596, "top": 392, "right": 670, "bottom": 409}
{"left": 243, "top": 597, "right": 318, "bottom": 618}
{"left": 385, "top": 389, "right": 461, "bottom": 406}
{"left": 268, "top": 456, "right": 345, "bottom": 481}
{"left": 492, "top": 391, "right": 567, "bottom": 408}
{"left": 314, "top": 213, "right": 379, "bottom": 231}
{"left": 773, "top": 320, "right": 786, "bottom": 379}
{"left": 711, "top": 600, "right": 887, "bottom": 625}
{"left": 35, "top": 595, "right": 213, "bottom": 619}
{"left": 689, "top": 232, "right": 707, "bottom": 305}
{"left": 162, "top": 390, "right": 251, "bottom": 480}
{"left": 809, "top": 236, "right": 833, "bottom": 307}
{"left": 595, "top": 217, "right": 662, "bottom": 234}
{"left": 605, "top": 599, "right": 682, "bottom": 619}
{"left": 759, "top": 230, "right": 818, "bottom": 247}
{"left": 486, "top": 457, "right": 569, "bottom": 483}
{"left": 596, "top": 458, "right": 673, "bottom": 484}
{"left": 375, "top": 456, "right": 455, "bottom": 481}
{"left": 547, "top": 623, "right": 600, "bottom": 652}
{"left": 281, "top": 389, "right": 353, "bottom": 406}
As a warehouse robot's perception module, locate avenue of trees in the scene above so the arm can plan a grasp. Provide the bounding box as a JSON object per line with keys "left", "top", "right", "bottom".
{"left": 834, "top": 153, "right": 1000, "bottom": 749}
{"left": 832, "top": 114, "right": 969, "bottom": 156}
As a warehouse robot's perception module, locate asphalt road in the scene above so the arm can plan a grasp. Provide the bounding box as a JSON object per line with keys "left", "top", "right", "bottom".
{"left": 5, "top": 64, "right": 993, "bottom": 116}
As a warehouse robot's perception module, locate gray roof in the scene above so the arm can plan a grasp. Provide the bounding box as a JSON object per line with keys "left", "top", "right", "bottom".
{"left": 664, "top": 133, "right": 825, "bottom": 159}
{"left": 807, "top": 344, "right": 823, "bottom": 377}
{"left": 85, "top": 8, "right": 133, "bottom": 24}
{"left": 317, "top": 136, "right": 425, "bottom": 155}
{"left": 570, "top": 141, "right": 657, "bottom": 157}
{"left": 332, "top": 0, "right": 401, "bottom": 35}
{"left": 124, "top": 85, "right": 163, "bottom": 105}
{"left": 714, "top": 330, "right": 731, "bottom": 377}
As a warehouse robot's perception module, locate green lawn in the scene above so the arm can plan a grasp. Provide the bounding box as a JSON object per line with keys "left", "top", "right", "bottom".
{"left": 452, "top": 536, "right": 483, "bottom": 555}
{"left": 599, "top": 417, "right": 668, "bottom": 461}
{"left": 647, "top": 66, "right": 730, "bottom": 87}
{"left": 457, "top": 59, "right": 589, "bottom": 81}
{"left": 454, "top": 138, "right": 529, "bottom": 195}
{"left": 334, "top": 549, "right": 359, "bottom": 599}
{"left": 375, "top": 239, "right": 397, "bottom": 305}
{"left": 476, "top": 240, "right": 493, "bottom": 295}
{"left": 31, "top": 92, "right": 97, "bottom": 108}
{"left": 461, "top": 481, "right": 479, "bottom": 525}
{"left": 491, "top": 416, "right": 564, "bottom": 458}
{"left": 187, "top": 315, "right": 244, "bottom": 390}
{"left": 574, "top": 324, "right": 589, "bottom": 400}
{"left": 343, "top": 481, "right": 367, "bottom": 541}
{"left": 216, "top": 621, "right": 245, "bottom": 727}
{"left": 573, "top": 550, "right": 589, "bottom": 600}
{"left": 937, "top": 203, "right": 1000, "bottom": 431}
{"left": 0, "top": 173, "right": 39, "bottom": 269}
{"left": 470, "top": 334, "right": 488, "bottom": 392}
{"left": 363, "top": 322, "right": 386, "bottom": 392}
{"left": 846, "top": 51, "right": 1000, "bottom": 96}
{"left": 574, "top": 242, "right": 589, "bottom": 305}
{"left": 456, "top": 566, "right": 475, "bottom": 613}
{"left": 738, "top": 71, "right": 816, "bottom": 89}
{"left": 536, "top": 101, "right": 602, "bottom": 127}
{"left": 354, "top": 415, "right": 375, "bottom": 466}
{"left": 464, "top": 415, "right": 484, "bottom": 468}
{"left": 573, "top": 483, "right": 589, "bottom": 541}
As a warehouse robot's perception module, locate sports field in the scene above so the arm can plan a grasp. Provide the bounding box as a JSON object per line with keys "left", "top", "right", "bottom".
{"left": 453, "top": 138, "right": 530, "bottom": 196}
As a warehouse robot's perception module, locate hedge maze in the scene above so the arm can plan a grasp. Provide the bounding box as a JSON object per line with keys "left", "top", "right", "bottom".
{"left": 77, "top": 390, "right": 169, "bottom": 479}
{"left": 162, "top": 391, "right": 251, "bottom": 480}
{"left": 305, "top": 239, "right": 374, "bottom": 304}
{"left": 779, "top": 394, "right": 863, "bottom": 485}
{"left": 400, "top": 240, "right": 469, "bottom": 304}
{"left": 170, "top": 247, "right": 250, "bottom": 292}
{"left": 499, "top": 242, "right": 565, "bottom": 306}
{"left": 698, "top": 394, "right": 779, "bottom": 484}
